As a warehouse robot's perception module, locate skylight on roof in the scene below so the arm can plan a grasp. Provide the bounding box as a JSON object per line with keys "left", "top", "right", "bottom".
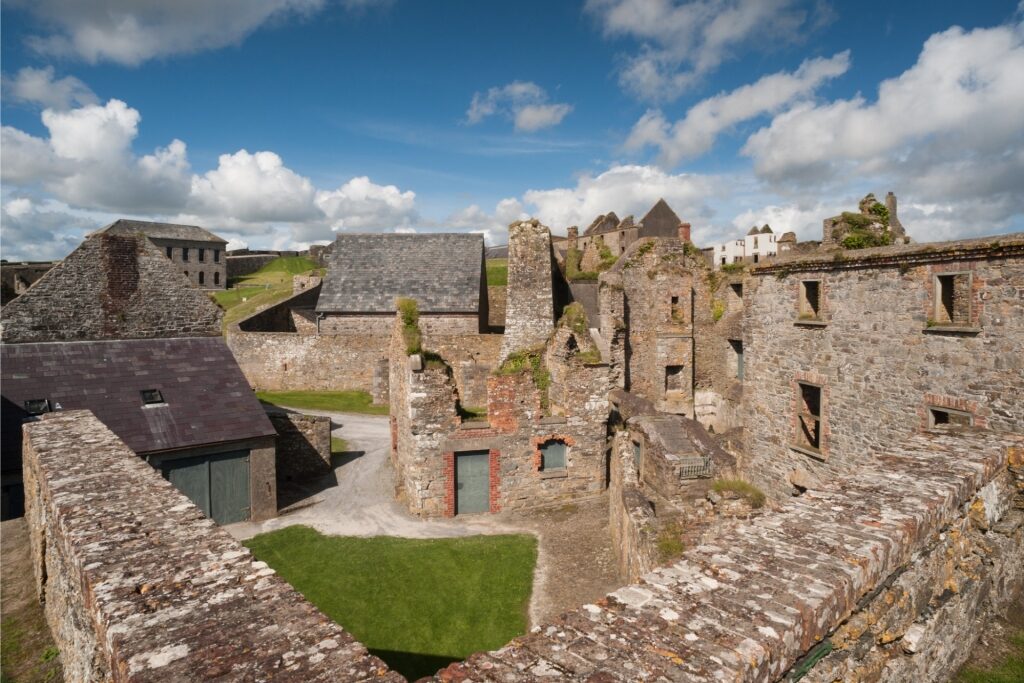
{"left": 140, "top": 389, "right": 165, "bottom": 405}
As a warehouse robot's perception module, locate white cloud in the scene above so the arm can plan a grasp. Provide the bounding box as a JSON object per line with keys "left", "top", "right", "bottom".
{"left": 729, "top": 199, "right": 844, "bottom": 242}
{"left": 467, "top": 81, "right": 573, "bottom": 131}
{"left": 10, "top": 0, "right": 326, "bottom": 66}
{"left": 0, "top": 197, "right": 104, "bottom": 261}
{"left": 315, "top": 176, "right": 418, "bottom": 231}
{"left": 445, "top": 198, "right": 528, "bottom": 245}
{"left": 189, "top": 150, "right": 320, "bottom": 223}
{"left": 2, "top": 66, "right": 97, "bottom": 109}
{"left": 586, "top": 0, "right": 832, "bottom": 102}
{"left": 626, "top": 52, "right": 849, "bottom": 166}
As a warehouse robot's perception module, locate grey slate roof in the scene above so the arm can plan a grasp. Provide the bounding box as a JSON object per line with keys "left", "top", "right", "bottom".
{"left": 638, "top": 198, "right": 683, "bottom": 238}
{"left": 92, "top": 219, "right": 228, "bottom": 244}
{"left": 316, "top": 233, "right": 484, "bottom": 314}
{"left": 1, "top": 337, "right": 275, "bottom": 473}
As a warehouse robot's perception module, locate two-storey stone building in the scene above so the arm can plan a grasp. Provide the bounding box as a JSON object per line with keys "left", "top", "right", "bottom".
{"left": 90, "top": 219, "right": 228, "bottom": 290}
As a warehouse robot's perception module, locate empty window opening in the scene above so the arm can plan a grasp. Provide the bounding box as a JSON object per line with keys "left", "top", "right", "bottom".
{"left": 213, "top": 250, "right": 220, "bottom": 263}
{"left": 632, "top": 440, "right": 642, "bottom": 472}
{"left": 214, "top": 271, "right": 221, "bottom": 285}
{"left": 800, "top": 280, "right": 821, "bottom": 319}
{"left": 540, "top": 439, "right": 567, "bottom": 470}
{"left": 730, "top": 283, "right": 743, "bottom": 299}
{"left": 670, "top": 295, "right": 684, "bottom": 322}
{"left": 729, "top": 340, "right": 744, "bottom": 380}
{"left": 796, "top": 382, "right": 822, "bottom": 452}
{"left": 934, "top": 273, "right": 971, "bottom": 325}
{"left": 198, "top": 249, "right": 205, "bottom": 262}
{"left": 753, "top": 254, "right": 759, "bottom": 264}
{"left": 665, "top": 365, "right": 686, "bottom": 392}
{"left": 184, "top": 271, "right": 188, "bottom": 278}
{"left": 720, "top": 257, "right": 726, "bottom": 266}
{"left": 198, "top": 271, "right": 205, "bottom": 285}
{"left": 165, "top": 246, "right": 173, "bottom": 259}
{"left": 929, "top": 406, "right": 973, "bottom": 429}
{"left": 182, "top": 247, "right": 189, "bottom": 262}
{"left": 23, "top": 399, "right": 50, "bottom": 415}
{"left": 141, "top": 389, "right": 165, "bottom": 405}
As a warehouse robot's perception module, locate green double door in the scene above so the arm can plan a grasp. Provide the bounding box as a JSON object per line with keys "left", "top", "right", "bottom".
{"left": 455, "top": 451, "right": 490, "bottom": 515}
{"left": 161, "top": 450, "right": 250, "bottom": 525}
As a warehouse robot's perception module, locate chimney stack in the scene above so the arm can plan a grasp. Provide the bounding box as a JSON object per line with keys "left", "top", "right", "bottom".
{"left": 567, "top": 225, "right": 579, "bottom": 251}
{"left": 678, "top": 222, "right": 691, "bottom": 243}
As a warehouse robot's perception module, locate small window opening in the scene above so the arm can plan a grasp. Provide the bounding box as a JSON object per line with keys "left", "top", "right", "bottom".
{"left": 214, "top": 271, "right": 220, "bottom": 285}
{"left": 720, "top": 257, "right": 726, "bottom": 266}
{"left": 198, "top": 248, "right": 205, "bottom": 262}
{"left": 182, "top": 247, "right": 189, "bottom": 262}
{"left": 23, "top": 399, "right": 50, "bottom": 415}
{"left": 184, "top": 271, "right": 189, "bottom": 277}
{"left": 670, "top": 295, "right": 683, "bottom": 322}
{"left": 213, "top": 250, "right": 220, "bottom": 263}
{"left": 796, "top": 382, "right": 822, "bottom": 452}
{"left": 632, "top": 440, "right": 642, "bottom": 472}
{"left": 141, "top": 389, "right": 165, "bottom": 405}
{"left": 934, "top": 273, "right": 971, "bottom": 325}
{"left": 729, "top": 340, "right": 744, "bottom": 380}
{"left": 540, "top": 439, "right": 567, "bottom": 470}
{"left": 800, "top": 280, "right": 821, "bottom": 319}
{"left": 198, "top": 271, "right": 205, "bottom": 285}
{"left": 753, "top": 254, "right": 759, "bottom": 264}
{"left": 730, "top": 283, "right": 743, "bottom": 299}
{"left": 929, "top": 407, "right": 973, "bottom": 429}
{"left": 165, "top": 246, "right": 173, "bottom": 259}
{"left": 665, "top": 365, "right": 686, "bottom": 392}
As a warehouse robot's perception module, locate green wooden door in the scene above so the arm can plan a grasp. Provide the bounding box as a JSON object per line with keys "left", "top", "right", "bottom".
{"left": 163, "top": 456, "right": 211, "bottom": 518}
{"left": 210, "top": 451, "right": 250, "bottom": 525}
{"left": 455, "top": 451, "right": 490, "bottom": 515}
{"left": 161, "top": 450, "right": 250, "bottom": 525}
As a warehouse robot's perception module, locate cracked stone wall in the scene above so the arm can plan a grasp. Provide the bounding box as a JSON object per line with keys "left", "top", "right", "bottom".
{"left": 742, "top": 235, "right": 1024, "bottom": 499}
{"left": 500, "top": 220, "right": 556, "bottom": 362}
{"left": 22, "top": 410, "right": 403, "bottom": 683}
{"left": 433, "top": 429, "right": 1024, "bottom": 683}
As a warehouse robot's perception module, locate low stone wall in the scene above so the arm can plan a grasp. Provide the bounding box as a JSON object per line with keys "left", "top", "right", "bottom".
{"left": 608, "top": 431, "right": 658, "bottom": 582}
{"left": 267, "top": 410, "right": 332, "bottom": 480}
{"left": 22, "top": 410, "right": 401, "bottom": 682}
{"left": 226, "top": 254, "right": 278, "bottom": 278}
{"left": 434, "top": 429, "right": 1024, "bottom": 682}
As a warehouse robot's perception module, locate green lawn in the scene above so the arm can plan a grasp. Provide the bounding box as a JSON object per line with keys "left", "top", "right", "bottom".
{"left": 257, "top": 390, "right": 389, "bottom": 415}
{"left": 486, "top": 258, "right": 508, "bottom": 286}
{"left": 243, "top": 526, "right": 536, "bottom": 680}
{"left": 331, "top": 436, "right": 349, "bottom": 453}
{"left": 956, "top": 631, "right": 1024, "bottom": 683}
{"left": 212, "top": 256, "right": 322, "bottom": 329}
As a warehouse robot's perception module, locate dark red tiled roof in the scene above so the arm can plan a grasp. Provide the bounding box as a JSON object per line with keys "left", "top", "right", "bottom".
{"left": 1, "top": 337, "right": 275, "bottom": 472}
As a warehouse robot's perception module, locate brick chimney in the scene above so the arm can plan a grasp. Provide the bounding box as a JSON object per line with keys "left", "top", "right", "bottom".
{"left": 678, "top": 222, "right": 691, "bottom": 243}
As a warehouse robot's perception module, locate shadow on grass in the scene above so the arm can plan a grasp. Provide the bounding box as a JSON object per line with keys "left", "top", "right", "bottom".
{"left": 368, "top": 649, "right": 461, "bottom": 682}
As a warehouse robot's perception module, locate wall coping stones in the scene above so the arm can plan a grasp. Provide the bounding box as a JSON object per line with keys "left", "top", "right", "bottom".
{"left": 433, "top": 428, "right": 1021, "bottom": 681}
{"left": 23, "top": 410, "right": 402, "bottom": 682}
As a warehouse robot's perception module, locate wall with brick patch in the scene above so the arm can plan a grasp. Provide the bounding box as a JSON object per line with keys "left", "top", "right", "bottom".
{"left": 22, "top": 410, "right": 402, "bottom": 682}
{"left": 743, "top": 236, "right": 1024, "bottom": 498}
{"left": 267, "top": 410, "right": 332, "bottom": 481}
{"left": 1, "top": 234, "right": 222, "bottom": 343}
{"left": 433, "top": 429, "right": 1024, "bottom": 682}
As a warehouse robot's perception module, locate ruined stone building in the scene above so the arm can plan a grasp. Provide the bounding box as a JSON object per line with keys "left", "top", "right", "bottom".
{"left": 569, "top": 198, "right": 688, "bottom": 273}
{"left": 0, "top": 260, "right": 55, "bottom": 304}
{"left": 90, "top": 218, "right": 228, "bottom": 290}
{"left": 0, "top": 233, "right": 276, "bottom": 522}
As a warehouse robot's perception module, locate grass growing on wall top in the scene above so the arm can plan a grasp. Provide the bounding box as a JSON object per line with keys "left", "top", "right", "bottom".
{"left": 486, "top": 258, "right": 508, "bottom": 286}
{"left": 256, "top": 390, "right": 388, "bottom": 415}
{"left": 243, "top": 526, "right": 537, "bottom": 681}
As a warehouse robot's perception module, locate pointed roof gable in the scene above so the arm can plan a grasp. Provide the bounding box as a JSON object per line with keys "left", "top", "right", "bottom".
{"left": 1, "top": 233, "right": 222, "bottom": 343}
{"left": 638, "top": 199, "right": 683, "bottom": 239}
{"left": 92, "top": 219, "right": 227, "bottom": 244}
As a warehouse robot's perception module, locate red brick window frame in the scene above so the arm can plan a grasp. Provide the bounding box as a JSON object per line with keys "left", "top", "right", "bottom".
{"left": 443, "top": 449, "right": 502, "bottom": 517}
{"left": 789, "top": 371, "right": 829, "bottom": 460}
{"left": 532, "top": 434, "right": 576, "bottom": 473}
{"left": 795, "top": 277, "right": 826, "bottom": 323}
{"left": 920, "top": 394, "right": 986, "bottom": 431}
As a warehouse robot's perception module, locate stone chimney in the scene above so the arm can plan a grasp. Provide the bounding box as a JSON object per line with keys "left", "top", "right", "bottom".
{"left": 886, "top": 191, "right": 904, "bottom": 232}
{"left": 678, "top": 222, "right": 691, "bottom": 243}
{"left": 499, "top": 219, "right": 555, "bottom": 362}
{"left": 567, "top": 225, "right": 579, "bottom": 251}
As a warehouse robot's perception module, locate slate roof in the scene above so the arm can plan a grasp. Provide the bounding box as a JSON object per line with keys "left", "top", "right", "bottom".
{"left": 638, "top": 198, "right": 683, "bottom": 239}
{"left": 91, "top": 219, "right": 227, "bottom": 244}
{"left": 316, "top": 233, "right": 484, "bottom": 314}
{"left": 1, "top": 337, "right": 275, "bottom": 473}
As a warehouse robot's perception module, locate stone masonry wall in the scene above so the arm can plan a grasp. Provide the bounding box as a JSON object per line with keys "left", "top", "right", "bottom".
{"left": 267, "top": 410, "right": 332, "bottom": 481}
{"left": 434, "top": 429, "right": 1024, "bottom": 682}
{"left": 226, "top": 254, "right": 278, "bottom": 278}
{"left": 743, "top": 236, "right": 1024, "bottom": 498}
{"left": 500, "top": 219, "right": 556, "bottom": 361}
{"left": 608, "top": 430, "right": 659, "bottom": 582}
{"left": 2, "top": 234, "right": 222, "bottom": 343}
{"left": 22, "top": 410, "right": 402, "bottom": 682}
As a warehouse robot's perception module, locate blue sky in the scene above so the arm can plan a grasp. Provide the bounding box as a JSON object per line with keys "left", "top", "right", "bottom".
{"left": 2, "top": 0, "right": 1022, "bottom": 260}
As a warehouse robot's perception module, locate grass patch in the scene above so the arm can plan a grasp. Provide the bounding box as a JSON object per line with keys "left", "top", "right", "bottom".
{"left": 496, "top": 347, "right": 551, "bottom": 412}
{"left": 720, "top": 262, "right": 746, "bottom": 274}
{"left": 331, "top": 436, "right": 349, "bottom": 454}
{"left": 656, "top": 520, "right": 685, "bottom": 563}
{"left": 397, "top": 297, "right": 422, "bottom": 354}
{"left": 257, "top": 390, "right": 388, "bottom": 415}
{"left": 560, "top": 302, "right": 589, "bottom": 337}
{"left": 213, "top": 256, "right": 322, "bottom": 330}
{"left": 457, "top": 405, "right": 488, "bottom": 421}
{"left": 243, "top": 526, "right": 536, "bottom": 681}
{"left": 712, "top": 479, "right": 766, "bottom": 508}
{"left": 486, "top": 259, "right": 508, "bottom": 286}
{"left": 711, "top": 299, "right": 726, "bottom": 322}
{"left": 956, "top": 631, "right": 1024, "bottom": 683}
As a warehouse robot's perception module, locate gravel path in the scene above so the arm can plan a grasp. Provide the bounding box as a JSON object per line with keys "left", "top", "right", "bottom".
{"left": 225, "top": 410, "right": 620, "bottom": 625}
